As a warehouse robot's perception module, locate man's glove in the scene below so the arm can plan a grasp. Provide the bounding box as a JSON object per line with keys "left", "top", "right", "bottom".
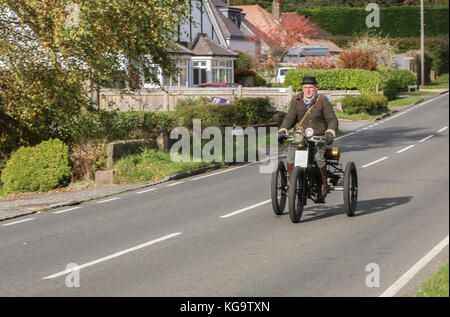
{"left": 278, "top": 130, "right": 288, "bottom": 144}
{"left": 325, "top": 132, "right": 334, "bottom": 145}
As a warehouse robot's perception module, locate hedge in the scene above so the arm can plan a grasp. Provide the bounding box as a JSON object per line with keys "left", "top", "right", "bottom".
{"left": 284, "top": 68, "right": 381, "bottom": 94}
{"left": 1, "top": 139, "right": 72, "bottom": 194}
{"left": 341, "top": 94, "right": 389, "bottom": 115}
{"left": 284, "top": 67, "right": 417, "bottom": 100}
{"left": 175, "top": 97, "right": 274, "bottom": 129}
{"left": 297, "top": 6, "right": 449, "bottom": 37}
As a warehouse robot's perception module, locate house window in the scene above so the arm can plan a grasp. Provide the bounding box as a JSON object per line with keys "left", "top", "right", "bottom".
{"left": 212, "top": 60, "right": 233, "bottom": 83}
{"left": 165, "top": 58, "right": 189, "bottom": 87}
{"left": 192, "top": 61, "right": 207, "bottom": 85}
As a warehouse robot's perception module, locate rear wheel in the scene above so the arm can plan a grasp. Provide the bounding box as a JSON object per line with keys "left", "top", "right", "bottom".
{"left": 288, "top": 167, "right": 306, "bottom": 223}
{"left": 271, "top": 161, "right": 287, "bottom": 215}
{"left": 344, "top": 161, "right": 358, "bottom": 217}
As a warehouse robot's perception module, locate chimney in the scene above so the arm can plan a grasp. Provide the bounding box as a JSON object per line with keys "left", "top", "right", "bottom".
{"left": 272, "top": 0, "right": 282, "bottom": 22}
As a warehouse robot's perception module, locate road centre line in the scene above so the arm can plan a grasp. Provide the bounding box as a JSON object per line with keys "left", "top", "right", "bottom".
{"left": 396, "top": 145, "right": 415, "bottom": 154}
{"left": 361, "top": 157, "right": 389, "bottom": 168}
{"left": 437, "top": 126, "right": 448, "bottom": 133}
{"left": 42, "top": 232, "right": 182, "bottom": 280}
{"left": 380, "top": 235, "right": 449, "bottom": 297}
{"left": 96, "top": 198, "right": 120, "bottom": 204}
{"left": 220, "top": 200, "right": 271, "bottom": 219}
{"left": 419, "top": 135, "right": 434, "bottom": 143}
{"left": 2, "top": 218, "right": 35, "bottom": 227}
{"left": 54, "top": 207, "right": 82, "bottom": 214}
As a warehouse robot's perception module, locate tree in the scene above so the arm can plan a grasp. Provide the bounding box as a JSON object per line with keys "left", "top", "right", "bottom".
{"left": 248, "top": 13, "right": 318, "bottom": 63}
{"left": 0, "top": 0, "right": 190, "bottom": 154}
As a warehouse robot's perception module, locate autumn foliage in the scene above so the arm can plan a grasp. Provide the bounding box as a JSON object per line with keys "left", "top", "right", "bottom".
{"left": 337, "top": 49, "right": 377, "bottom": 71}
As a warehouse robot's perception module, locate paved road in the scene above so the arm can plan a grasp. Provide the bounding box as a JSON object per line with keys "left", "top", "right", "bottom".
{"left": 0, "top": 94, "right": 448, "bottom": 297}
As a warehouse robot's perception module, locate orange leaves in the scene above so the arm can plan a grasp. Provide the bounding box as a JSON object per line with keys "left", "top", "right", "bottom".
{"left": 337, "top": 49, "right": 377, "bottom": 71}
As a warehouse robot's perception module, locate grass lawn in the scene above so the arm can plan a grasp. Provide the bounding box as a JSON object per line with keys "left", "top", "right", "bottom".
{"left": 416, "top": 263, "right": 449, "bottom": 297}
{"left": 388, "top": 97, "right": 424, "bottom": 107}
{"left": 423, "top": 73, "right": 449, "bottom": 89}
{"left": 335, "top": 111, "right": 386, "bottom": 121}
{"left": 400, "top": 90, "right": 438, "bottom": 96}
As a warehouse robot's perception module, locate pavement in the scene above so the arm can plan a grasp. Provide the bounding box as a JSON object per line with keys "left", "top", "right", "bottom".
{"left": 0, "top": 91, "right": 446, "bottom": 222}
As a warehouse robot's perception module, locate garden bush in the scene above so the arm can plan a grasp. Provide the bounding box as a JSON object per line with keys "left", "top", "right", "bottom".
{"left": 1, "top": 139, "right": 72, "bottom": 194}
{"left": 284, "top": 68, "right": 381, "bottom": 93}
{"left": 341, "top": 94, "right": 388, "bottom": 115}
{"left": 175, "top": 97, "right": 274, "bottom": 129}
{"left": 377, "top": 66, "right": 417, "bottom": 99}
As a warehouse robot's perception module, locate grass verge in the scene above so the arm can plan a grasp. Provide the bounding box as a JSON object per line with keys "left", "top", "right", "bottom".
{"left": 388, "top": 97, "right": 425, "bottom": 107}
{"left": 416, "top": 263, "right": 449, "bottom": 297}
{"left": 112, "top": 149, "right": 213, "bottom": 184}
{"left": 335, "top": 111, "right": 389, "bottom": 121}
{"left": 423, "top": 73, "right": 449, "bottom": 89}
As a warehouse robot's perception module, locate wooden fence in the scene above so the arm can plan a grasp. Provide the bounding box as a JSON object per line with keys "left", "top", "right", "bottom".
{"left": 98, "top": 87, "right": 361, "bottom": 112}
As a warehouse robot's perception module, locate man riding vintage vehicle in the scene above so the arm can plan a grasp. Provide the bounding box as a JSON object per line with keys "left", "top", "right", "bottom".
{"left": 272, "top": 77, "right": 358, "bottom": 223}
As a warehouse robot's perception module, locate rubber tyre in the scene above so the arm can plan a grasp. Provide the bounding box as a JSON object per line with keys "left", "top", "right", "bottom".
{"left": 288, "top": 167, "right": 306, "bottom": 223}
{"left": 271, "top": 161, "right": 287, "bottom": 215}
{"left": 344, "top": 161, "right": 358, "bottom": 217}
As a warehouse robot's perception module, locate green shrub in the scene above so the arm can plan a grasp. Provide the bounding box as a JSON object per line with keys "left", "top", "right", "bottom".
{"left": 175, "top": 97, "right": 274, "bottom": 129}
{"left": 297, "top": 6, "right": 449, "bottom": 37}
{"left": 341, "top": 94, "right": 388, "bottom": 115}
{"left": 284, "top": 68, "right": 381, "bottom": 94}
{"left": 377, "top": 67, "right": 417, "bottom": 99}
{"left": 1, "top": 139, "right": 72, "bottom": 194}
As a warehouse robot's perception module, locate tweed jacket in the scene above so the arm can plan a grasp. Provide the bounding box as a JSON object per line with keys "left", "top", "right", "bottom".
{"left": 279, "top": 93, "right": 338, "bottom": 137}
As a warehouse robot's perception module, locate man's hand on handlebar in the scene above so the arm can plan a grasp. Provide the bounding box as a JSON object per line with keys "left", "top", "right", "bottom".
{"left": 278, "top": 130, "right": 288, "bottom": 144}
{"left": 325, "top": 132, "right": 334, "bottom": 145}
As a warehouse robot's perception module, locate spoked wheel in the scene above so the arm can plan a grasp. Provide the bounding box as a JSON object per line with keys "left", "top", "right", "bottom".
{"left": 343, "top": 161, "right": 358, "bottom": 217}
{"left": 271, "top": 161, "right": 288, "bottom": 215}
{"left": 288, "top": 167, "right": 307, "bottom": 223}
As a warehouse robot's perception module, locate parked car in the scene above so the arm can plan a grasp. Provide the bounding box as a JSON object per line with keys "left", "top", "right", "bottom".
{"left": 197, "top": 82, "right": 241, "bottom": 88}
{"left": 276, "top": 67, "right": 294, "bottom": 84}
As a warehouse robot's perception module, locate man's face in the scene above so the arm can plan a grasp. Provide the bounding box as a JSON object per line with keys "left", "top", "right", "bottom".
{"left": 302, "top": 84, "right": 317, "bottom": 99}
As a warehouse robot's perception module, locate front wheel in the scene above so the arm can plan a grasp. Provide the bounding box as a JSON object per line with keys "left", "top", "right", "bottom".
{"left": 288, "top": 167, "right": 306, "bottom": 223}
{"left": 271, "top": 161, "right": 287, "bottom": 215}
{"left": 343, "top": 161, "right": 358, "bottom": 217}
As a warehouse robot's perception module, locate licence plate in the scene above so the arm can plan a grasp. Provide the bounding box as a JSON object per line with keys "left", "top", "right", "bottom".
{"left": 295, "top": 150, "right": 308, "bottom": 168}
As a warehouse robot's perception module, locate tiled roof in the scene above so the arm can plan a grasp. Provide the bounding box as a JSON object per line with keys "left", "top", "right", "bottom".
{"left": 231, "top": 4, "right": 341, "bottom": 53}
{"left": 167, "top": 43, "right": 194, "bottom": 55}
{"left": 190, "top": 34, "right": 237, "bottom": 57}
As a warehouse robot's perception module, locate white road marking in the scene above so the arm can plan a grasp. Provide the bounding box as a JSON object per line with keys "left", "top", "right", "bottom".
{"left": 192, "top": 165, "right": 248, "bottom": 180}
{"left": 335, "top": 132, "right": 355, "bottom": 141}
{"left": 2, "top": 218, "right": 35, "bottom": 227}
{"left": 96, "top": 198, "right": 120, "bottom": 204}
{"left": 42, "top": 232, "right": 182, "bottom": 280}
{"left": 166, "top": 181, "right": 185, "bottom": 187}
{"left": 419, "top": 135, "right": 434, "bottom": 143}
{"left": 437, "top": 126, "right": 448, "bottom": 133}
{"left": 136, "top": 188, "right": 157, "bottom": 194}
{"left": 361, "top": 157, "right": 389, "bottom": 168}
{"left": 380, "top": 235, "right": 449, "bottom": 297}
{"left": 54, "top": 207, "right": 82, "bottom": 214}
{"left": 396, "top": 145, "right": 415, "bottom": 154}
{"left": 220, "top": 200, "right": 271, "bottom": 219}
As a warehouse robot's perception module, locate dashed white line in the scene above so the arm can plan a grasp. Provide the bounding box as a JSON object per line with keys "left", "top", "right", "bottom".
{"left": 42, "top": 232, "right": 182, "bottom": 280}
{"left": 192, "top": 165, "right": 248, "bottom": 180}
{"left": 380, "top": 235, "right": 449, "bottom": 297}
{"left": 96, "top": 197, "right": 120, "bottom": 204}
{"left": 166, "top": 181, "right": 185, "bottom": 187}
{"left": 361, "top": 157, "right": 389, "bottom": 168}
{"left": 220, "top": 200, "right": 271, "bottom": 219}
{"left": 54, "top": 206, "right": 82, "bottom": 214}
{"left": 2, "top": 218, "right": 35, "bottom": 227}
{"left": 396, "top": 145, "right": 415, "bottom": 154}
{"left": 437, "top": 126, "right": 448, "bottom": 133}
{"left": 136, "top": 188, "right": 157, "bottom": 194}
{"left": 419, "top": 135, "right": 434, "bottom": 143}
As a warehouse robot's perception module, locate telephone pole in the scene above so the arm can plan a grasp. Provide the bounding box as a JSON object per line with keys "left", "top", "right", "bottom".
{"left": 420, "top": 0, "right": 425, "bottom": 87}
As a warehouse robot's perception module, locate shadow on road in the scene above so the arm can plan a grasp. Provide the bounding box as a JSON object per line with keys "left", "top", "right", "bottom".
{"left": 299, "top": 196, "right": 413, "bottom": 223}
